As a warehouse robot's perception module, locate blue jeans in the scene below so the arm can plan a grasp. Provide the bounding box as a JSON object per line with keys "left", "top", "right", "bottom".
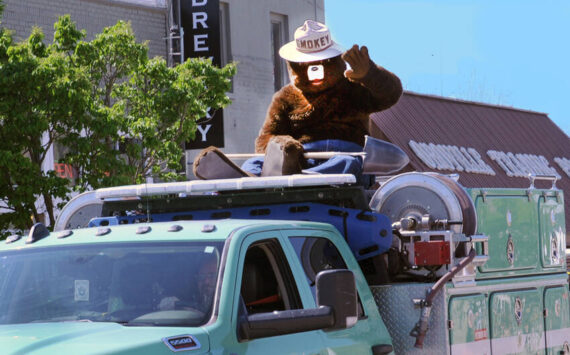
{"left": 241, "top": 139, "right": 373, "bottom": 186}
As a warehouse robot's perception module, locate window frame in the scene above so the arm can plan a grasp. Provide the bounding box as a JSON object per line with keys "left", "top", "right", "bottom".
{"left": 239, "top": 239, "right": 302, "bottom": 314}
{"left": 234, "top": 233, "right": 307, "bottom": 323}
{"left": 219, "top": 1, "right": 233, "bottom": 92}
{"left": 281, "top": 231, "right": 368, "bottom": 319}
{"left": 270, "top": 12, "right": 289, "bottom": 92}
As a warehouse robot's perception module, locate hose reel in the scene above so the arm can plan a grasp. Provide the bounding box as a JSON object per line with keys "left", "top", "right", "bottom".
{"left": 370, "top": 172, "right": 477, "bottom": 236}
{"left": 369, "top": 172, "right": 478, "bottom": 273}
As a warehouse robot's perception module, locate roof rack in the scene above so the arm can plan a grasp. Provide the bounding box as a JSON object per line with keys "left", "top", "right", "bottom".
{"left": 95, "top": 174, "right": 356, "bottom": 199}
{"left": 54, "top": 174, "right": 358, "bottom": 231}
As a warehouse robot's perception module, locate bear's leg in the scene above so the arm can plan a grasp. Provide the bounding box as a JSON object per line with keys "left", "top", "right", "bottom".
{"left": 193, "top": 146, "right": 254, "bottom": 180}
{"left": 304, "top": 155, "right": 373, "bottom": 186}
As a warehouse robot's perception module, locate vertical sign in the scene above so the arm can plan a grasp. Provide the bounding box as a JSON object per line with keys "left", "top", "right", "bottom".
{"left": 182, "top": 0, "right": 224, "bottom": 149}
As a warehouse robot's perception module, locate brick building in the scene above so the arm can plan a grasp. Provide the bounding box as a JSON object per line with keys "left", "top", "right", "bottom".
{"left": 1, "top": 0, "right": 325, "bottom": 177}
{"left": 1, "top": 0, "right": 167, "bottom": 57}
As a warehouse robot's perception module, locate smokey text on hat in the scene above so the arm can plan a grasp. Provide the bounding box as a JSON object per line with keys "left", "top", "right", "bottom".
{"left": 296, "top": 34, "right": 331, "bottom": 52}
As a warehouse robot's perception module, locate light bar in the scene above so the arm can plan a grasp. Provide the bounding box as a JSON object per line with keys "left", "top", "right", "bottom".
{"left": 95, "top": 174, "right": 356, "bottom": 199}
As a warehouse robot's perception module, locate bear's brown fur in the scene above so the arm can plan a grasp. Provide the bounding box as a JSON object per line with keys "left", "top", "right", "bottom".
{"left": 254, "top": 55, "right": 403, "bottom": 153}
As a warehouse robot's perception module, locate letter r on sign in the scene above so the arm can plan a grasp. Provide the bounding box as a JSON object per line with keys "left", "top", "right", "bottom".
{"left": 193, "top": 12, "right": 208, "bottom": 29}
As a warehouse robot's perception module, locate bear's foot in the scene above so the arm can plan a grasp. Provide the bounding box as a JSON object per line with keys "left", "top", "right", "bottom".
{"left": 261, "top": 136, "right": 305, "bottom": 176}
{"left": 193, "top": 146, "right": 254, "bottom": 180}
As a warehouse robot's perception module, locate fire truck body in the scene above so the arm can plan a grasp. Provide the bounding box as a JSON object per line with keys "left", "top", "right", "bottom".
{"left": 1, "top": 172, "right": 568, "bottom": 354}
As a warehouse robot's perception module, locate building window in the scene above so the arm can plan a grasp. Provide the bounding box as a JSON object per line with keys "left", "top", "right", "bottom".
{"left": 270, "top": 13, "right": 289, "bottom": 92}
{"left": 219, "top": 2, "right": 232, "bottom": 66}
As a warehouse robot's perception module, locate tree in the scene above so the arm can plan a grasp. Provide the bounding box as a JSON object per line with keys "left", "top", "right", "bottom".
{"left": 114, "top": 56, "right": 235, "bottom": 181}
{"left": 0, "top": 26, "right": 91, "bottom": 230}
{"left": 67, "top": 19, "right": 235, "bottom": 187}
{"left": 0, "top": 16, "right": 236, "bottom": 235}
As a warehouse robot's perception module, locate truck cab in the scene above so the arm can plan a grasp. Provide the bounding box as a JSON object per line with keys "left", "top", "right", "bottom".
{"left": 0, "top": 218, "right": 392, "bottom": 354}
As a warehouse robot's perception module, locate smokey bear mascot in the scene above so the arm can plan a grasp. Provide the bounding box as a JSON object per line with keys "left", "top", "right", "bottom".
{"left": 193, "top": 20, "right": 402, "bottom": 185}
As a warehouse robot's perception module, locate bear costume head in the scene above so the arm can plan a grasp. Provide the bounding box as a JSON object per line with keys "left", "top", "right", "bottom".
{"left": 287, "top": 57, "right": 346, "bottom": 94}
{"left": 280, "top": 20, "right": 347, "bottom": 94}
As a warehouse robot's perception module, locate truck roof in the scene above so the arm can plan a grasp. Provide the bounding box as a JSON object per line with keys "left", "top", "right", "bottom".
{"left": 1, "top": 219, "right": 337, "bottom": 251}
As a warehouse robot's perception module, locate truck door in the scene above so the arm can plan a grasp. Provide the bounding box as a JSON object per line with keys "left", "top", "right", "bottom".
{"left": 282, "top": 230, "right": 393, "bottom": 355}
{"left": 228, "top": 232, "right": 327, "bottom": 355}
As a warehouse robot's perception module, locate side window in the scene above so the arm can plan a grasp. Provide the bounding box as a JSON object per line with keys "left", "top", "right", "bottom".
{"left": 289, "top": 236, "right": 364, "bottom": 317}
{"left": 240, "top": 239, "right": 302, "bottom": 315}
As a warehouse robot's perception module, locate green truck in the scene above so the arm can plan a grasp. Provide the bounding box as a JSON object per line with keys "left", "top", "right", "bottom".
{"left": 0, "top": 172, "right": 568, "bottom": 354}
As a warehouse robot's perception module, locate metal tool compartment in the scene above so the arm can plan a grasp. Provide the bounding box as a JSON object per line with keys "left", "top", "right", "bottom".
{"left": 469, "top": 188, "right": 540, "bottom": 277}
{"left": 489, "top": 288, "right": 544, "bottom": 354}
{"left": 538, "top": 193, "right": 566, "bottom": 269}
{"left": 543, "top": 286, "right": 570, "bottom": 354}
{"left": 448, "top": 294, "right": 490, "bottom": 354}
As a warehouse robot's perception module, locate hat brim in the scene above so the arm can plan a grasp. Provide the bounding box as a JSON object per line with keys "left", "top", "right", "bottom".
{"left": 279, "top": 41, "right": 344, "bottom": 63}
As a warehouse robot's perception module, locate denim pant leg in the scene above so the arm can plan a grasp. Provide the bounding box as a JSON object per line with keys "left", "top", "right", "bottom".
{"left": 303, "top": 140, "right": 373, "bottom": 186}
{"left": 241, "top": 139, "right": 373, "bottom": 186}
{"left": 241, "top": 157, "right": 264, "bottom": 176}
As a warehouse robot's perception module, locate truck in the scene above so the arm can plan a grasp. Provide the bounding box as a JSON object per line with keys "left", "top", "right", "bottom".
{"left": 0, "top": 171, "right": 568, "bottom": 354}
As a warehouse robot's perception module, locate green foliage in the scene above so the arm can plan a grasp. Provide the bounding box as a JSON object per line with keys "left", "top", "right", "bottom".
{"left": 115, "top": 57, "right": 235, "bottom": 182}
{"left": 0, "top": 15, "right": 236, "bottom": 235}
{"left": 0, "top": 22, "right": 89, "bottom": 234}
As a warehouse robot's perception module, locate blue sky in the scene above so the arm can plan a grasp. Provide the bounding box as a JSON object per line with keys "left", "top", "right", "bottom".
{"left": 325, "top": 0, "right": 570, "bottom": 136}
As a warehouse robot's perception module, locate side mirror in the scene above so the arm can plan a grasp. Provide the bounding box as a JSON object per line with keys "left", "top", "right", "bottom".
{"left": 238, "top": 269, "right": 358, "bottom": 341}
{"left": 316, "top": 269, "right": 358, "bottom": 330}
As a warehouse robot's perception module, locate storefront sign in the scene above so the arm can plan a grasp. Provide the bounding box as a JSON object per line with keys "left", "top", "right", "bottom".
{"left": 54, "top": 163, "right": 75, "bottom": 179}
{"left": 554, "top": 157, "right": 570, "bottom": 178}
{"left": 487, "top": 150, "right": 560, "bottom": 178}
{"left": 409, "top": 140, "right": 495, "bottom": 175}
{"left": 409, "top": 140, "right": 567, "bottom": 180}
{"left": 182, "top": 0, "right": 224, "bottom": 149}
{"left": 54, "top": 163, "right": 77, "bottom": 186}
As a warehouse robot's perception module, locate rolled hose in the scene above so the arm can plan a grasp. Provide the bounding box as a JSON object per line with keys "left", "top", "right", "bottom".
{"left": 411, "top": 248, "right": 477, "bottom": 348}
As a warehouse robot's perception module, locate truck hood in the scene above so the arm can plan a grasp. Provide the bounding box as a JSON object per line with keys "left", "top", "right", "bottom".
{"left": 0, "top": 322, "right": 210, "bottom": 354}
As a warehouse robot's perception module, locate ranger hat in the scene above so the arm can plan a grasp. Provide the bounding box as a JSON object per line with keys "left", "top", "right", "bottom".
{"left": 279, "top": 20, "right": 344, "bottom": 63}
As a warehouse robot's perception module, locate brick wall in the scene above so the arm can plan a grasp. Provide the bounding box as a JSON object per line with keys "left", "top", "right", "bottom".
{"left": 1, "top": 0, "right": 167, "bottom": 58}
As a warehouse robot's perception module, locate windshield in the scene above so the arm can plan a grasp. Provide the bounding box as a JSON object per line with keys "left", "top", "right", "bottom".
{"left": 0, "top": 241, "right": 223, "bottom": 327}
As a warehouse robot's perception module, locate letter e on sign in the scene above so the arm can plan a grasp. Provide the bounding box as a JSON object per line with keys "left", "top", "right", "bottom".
{"left": 194, "top": 34, "right": 209, "bottom": 52}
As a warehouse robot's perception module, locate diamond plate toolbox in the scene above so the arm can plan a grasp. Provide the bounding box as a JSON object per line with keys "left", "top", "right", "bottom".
{"left": 371, "top": 283, "right": 449, "bottom": 355}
